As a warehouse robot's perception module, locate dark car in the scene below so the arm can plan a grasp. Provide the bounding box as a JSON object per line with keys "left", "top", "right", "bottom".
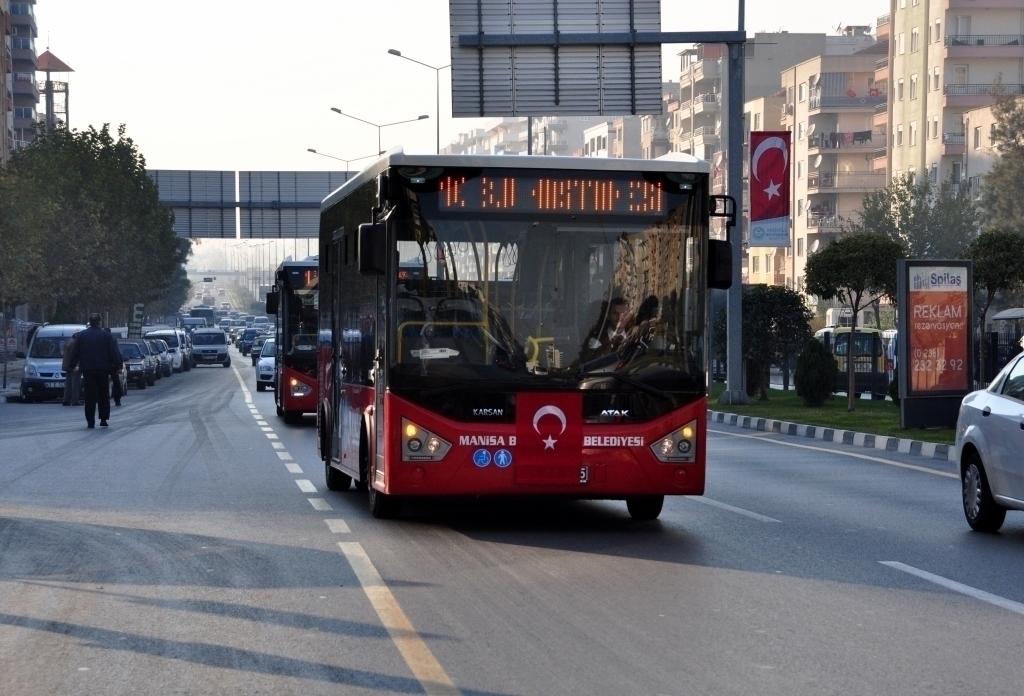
{"left": 238, "top": 327, "right": 262, "bottom": 356}
{"left": 191, "top": 328, "right": 231, "bottom": 367}
{"left": 119, "top": 339, "right": 157, "bottom": 386}
{"left": 117, "top": 341, "right": 151, "bottom": 389}
{"left": 251, "top": 333, "right": 272, "bottom": 366}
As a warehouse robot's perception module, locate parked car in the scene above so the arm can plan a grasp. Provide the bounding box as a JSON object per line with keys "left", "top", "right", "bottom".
{"left": 145, "top": 329, "right": 188, "bottom": 373}
{"left": 251, "top": 334, "right": 272, "bottom": 366}
{"left": 957, "top": 353, "right": 1024, "bottom": 533}
{"left": 147, "top": 339, "right": 173, "bottom": 378}
{"left": 191, "top": 328, "right": 231, "bottom": 367}
{"left": 119, "top": 339, "right": 157, "bottom": 386}
{"left": 256, "top": 339, "right": 276, "bottom": 391}
{"left": 20, "top": 324, "right": 87, "bottom": 402}
{"left": 118, "top": 340, "right": 151, "bottom": 389}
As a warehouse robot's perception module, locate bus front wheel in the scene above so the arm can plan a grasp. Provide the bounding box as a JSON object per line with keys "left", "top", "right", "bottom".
{"left": 325, "top": 462, "right": 351, "bottom": 491}
{"left": 626, "top": 495, "right": 664, "bottom": 521}
{"left": 368, "top": 486, "right": 402, "bottom": 519}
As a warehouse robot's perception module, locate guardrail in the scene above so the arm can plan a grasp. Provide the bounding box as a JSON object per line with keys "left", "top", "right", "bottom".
{"left": 944, "top": 83, "right": 1024, "bottom": 96}
{"left": 945, "top": 35, "right": 1024, "bottom": 47}
{"left": 943, "top": 132, "right": 966, "bottom": 144}
{"left": 808, "top": 172, "right": 887, "bottom": 189}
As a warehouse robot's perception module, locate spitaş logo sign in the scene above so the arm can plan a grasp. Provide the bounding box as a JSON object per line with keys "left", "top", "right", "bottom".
{"left": 911, "top": 267, "right": 967, "bottom": 291}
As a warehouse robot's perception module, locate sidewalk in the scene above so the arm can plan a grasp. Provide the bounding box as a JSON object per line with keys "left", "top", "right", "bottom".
{"left": 1, "top": 356, "right": 24, "bottom": 400}
{"left": 707, "top": 409, "right": 956, "bottom": 463}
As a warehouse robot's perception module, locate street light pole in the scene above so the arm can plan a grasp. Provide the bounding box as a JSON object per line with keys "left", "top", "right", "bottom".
{"left": 307, "top": 149, "right": 380, "bottom": 180}
{"left": 330, "top": 108, "right": 428, "bottom": 156}
{"left": 388, "top": 49, "right": 451, "bottom": 154}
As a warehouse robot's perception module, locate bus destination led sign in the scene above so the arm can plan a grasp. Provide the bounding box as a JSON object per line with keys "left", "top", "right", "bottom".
{"left": 438, "top": 175, "right": 666, "bottom": 215}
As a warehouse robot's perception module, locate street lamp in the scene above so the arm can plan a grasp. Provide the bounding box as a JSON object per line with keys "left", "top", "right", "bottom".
{"left": 388, "top": 49, "right": 450, "bottom": 155}
{"left": 329, "top": 108, "right": 428, "bottom": 157}
{"left": 307, "top": 149, "right": 382, "bottom": 180}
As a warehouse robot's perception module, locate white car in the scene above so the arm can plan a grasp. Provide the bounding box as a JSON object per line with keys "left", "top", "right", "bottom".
{"left": 145, "top": 329, "right": 189, "bottom": 373}
{"left": 256, "top": 339, "right": 276, "bottom": 392}
{"left": 956, "top": 354, "right": 1024, "bottom": 532}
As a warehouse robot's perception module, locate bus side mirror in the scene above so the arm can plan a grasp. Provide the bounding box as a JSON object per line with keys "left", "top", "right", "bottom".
{"left": 708, "top": 240, "right": 733, "bottom": 290}
{"left": 358, "top": 222, "right": 386, "bottom": 276}
{"left": 265, "top": 290, "right": 278, "bottom": 315}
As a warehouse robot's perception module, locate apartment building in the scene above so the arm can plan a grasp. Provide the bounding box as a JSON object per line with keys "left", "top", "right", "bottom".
{"left": 783, "top": 41, "right": 889, "bottom": 295}
{"left": 2, "top": 0, "right": 11, "bottom": 163}
{"left": 9, "top": 0, "right": 37, "bottom": 150}
{"left": 885, "top": 0, "right": 1024, "bottom": 187}
{"left": 578, "top": 117, "right": 642, "bottom": 158}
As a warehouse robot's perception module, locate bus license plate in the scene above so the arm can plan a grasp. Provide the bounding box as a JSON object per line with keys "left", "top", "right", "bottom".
{"left": 44, "top": 381, "right": 65, "bottom": 389}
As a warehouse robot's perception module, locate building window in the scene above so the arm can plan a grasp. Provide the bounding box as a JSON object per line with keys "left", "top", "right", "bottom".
{"left": 897, "top": 79, "right": 905, "bottom": 101}
{"left": 797, "top": 161, "right": 805, "bottom": 179}
{"left": 990, "top": 123, "right": 997, "bottom": 146}
{"left": 898, "top": 33, "right": 905, "bottom": 55}
{"left": 910, "top": 121, "right": 917, "bottom": 146}
{"left": 798, "top": 83, "right": 807, "bottom": 102}
{"left": 908, "top": 167, "right": 916, "bottom": 184}
{"left": 900, "top": 0, "right": 906, "bottom": 7}
{"left": 930, "top": 164, "right": 938, "bottom": 182}
{"left": 754, "top": 113, "right": 761, "bottom": 131}
{"left": 952, "top": 161, "right": 962, "bottom": 182}
{"left": 933, "top": 67, "right": 940, "bottom": 90}
{"left": 752, "top": 256, "right": 760, "bottom": 273}
{"left": 974, "top": 126, "right": 982, "bottom": 150}
{"left": 765, "top": 255, "right": 772, "bottom": 274}
{"left": 932, "top": 116, "right": 939, "bottom": 139}
{"left": 798, "top": 122, "right": 806, "bottom": 140}
{"left": 797, "top": 238, "right": 804, "bottom": 256}
{"left": 933, "top": 21, "right": 941, "bottom": 43}
{"left": 952, "top": 65, "right": 968, "bottom": 85}
{"left": 911, "top": 28, "right": 920, "bottom": 52}
{"left": 896, "top": 125, "right": 904, "bottom": 146}
{"left": 910, "top": 75, "right": 918, "bottom": 100}
{"left": 797, "top": 199, "right": 804, "bottom": 216}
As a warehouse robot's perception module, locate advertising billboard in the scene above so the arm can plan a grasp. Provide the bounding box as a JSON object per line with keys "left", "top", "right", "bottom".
{"left": 897, "top": 260, "right": 973, "bottom": 428}
{"left": 748, "top": 131, "right": 791, "bottom": 247}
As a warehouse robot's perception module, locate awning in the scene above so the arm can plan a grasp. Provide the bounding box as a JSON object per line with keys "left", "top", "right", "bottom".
{"left": 991, "top": 307, "right": 1024, "bottom": 321}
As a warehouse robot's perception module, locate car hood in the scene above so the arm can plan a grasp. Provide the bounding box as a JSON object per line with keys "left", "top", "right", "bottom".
{"left": 258, "top": 357, "right": 275, "bottom": 369}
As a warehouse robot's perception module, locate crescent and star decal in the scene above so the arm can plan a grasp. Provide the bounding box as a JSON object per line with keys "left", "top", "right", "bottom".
{"left": 750, "top": 136, "right": 789, "bottom": 202}
{"left": 532, "top": 405, "right": 567, "bottom": 450}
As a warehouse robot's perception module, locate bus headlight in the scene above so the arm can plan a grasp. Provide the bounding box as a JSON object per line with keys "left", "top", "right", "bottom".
{"left": 290, "top": 379, "right": 312, "bottom": 397}
{"left": 650, "top": 420, "right": 698, "bottom": 463}
{"left": 401, "top": 419, "right": 451, "bottom": 462}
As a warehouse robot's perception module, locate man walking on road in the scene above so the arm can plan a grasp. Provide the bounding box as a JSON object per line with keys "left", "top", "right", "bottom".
{"left": 61, "top": 331, "right": 82, "bottom": 407}
{"left": 69, "top": 314, "right": 121, "bottom": 428}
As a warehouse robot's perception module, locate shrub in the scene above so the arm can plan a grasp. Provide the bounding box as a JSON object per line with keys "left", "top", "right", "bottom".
{"left": 794, "top": 338, "right": 837, "bottom": 407}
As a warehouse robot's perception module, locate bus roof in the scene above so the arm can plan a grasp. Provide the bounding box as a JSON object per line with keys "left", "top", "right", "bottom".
{"left": 321, "top": 147, "right": 710, "bottom": 212}
{"left": 275, "top": 257, "right": 318, "bottom": 273}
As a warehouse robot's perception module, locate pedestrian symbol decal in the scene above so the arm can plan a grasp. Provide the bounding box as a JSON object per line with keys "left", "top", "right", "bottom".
{"left": 494, "top": 449, "right": 512, "bottom": 468}
{"left": 473, "top": 449, "right": 491, "bottom": 468}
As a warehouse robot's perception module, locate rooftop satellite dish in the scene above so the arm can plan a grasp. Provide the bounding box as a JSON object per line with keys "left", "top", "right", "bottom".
{"left": 807, "top": 123, "right": 816, "bottom": 136}
{"left": 810, "top": 239, "right": 820, "bottom": 253}
{"left": 813, "top": 154, "right": 823, "bottom": 168}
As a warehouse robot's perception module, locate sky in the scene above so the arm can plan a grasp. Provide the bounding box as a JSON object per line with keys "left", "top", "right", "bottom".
{"left": 34, "top": 0, "right": 887, "bottom": 173}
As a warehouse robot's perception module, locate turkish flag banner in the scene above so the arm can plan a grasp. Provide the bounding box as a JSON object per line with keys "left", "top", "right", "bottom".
{"left": 514, "top": 392, "right": 583, "bottom": 485}
{"left": 748, "top": 131, "right": 791, "bottom": 247}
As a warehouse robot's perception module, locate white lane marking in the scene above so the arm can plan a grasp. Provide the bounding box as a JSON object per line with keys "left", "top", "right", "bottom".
{"left": 266, "top": 433, "right": 279, "bottom": 440}
{"left": 325, "top": 519, "right": 351, "bottom": 533}
{"left": 272, "top": 442, "right": 285, "bottom": 450}
{"left": 881, "top": 561, "right": 1024, "bottom": 616}
{"left": 708, "top": 429, "right": 958, "bottom": 479}
{"left": 338, "top": 542, "right": 459, "bottom": 696}
{"left": 277, "top": 452, "right": 293, "bottom": 460}
{"left": 308, "top": 498, "right": 332, "bottom": 511}
{"left": 296, "top": 479, "right": 317, "bottom": 493}
{"left": 285, "top": 462, "right": 303, "bottom": 474}
{"left": 256, "top": 421, "right": 268, "bottom": 426}
{"left": 231, "top": 365, "right": 253, "bottom": 401}
{"left": 260, "top": 427, "right": 274, "bottom": 432}
{"left": 688, "top": 496, "right": 782, "bottom": 523}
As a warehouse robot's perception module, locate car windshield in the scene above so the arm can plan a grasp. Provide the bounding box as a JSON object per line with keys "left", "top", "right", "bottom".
{"left": 30, "top": 336, "right": 70, "bottom": 359}
{"left": 261, "top": 340, "right": 276, "bottom": 357}
{"left": 149, "top": 334, "right": 178, "bottom": 347}
{"left": 119, "top": 344, "right": 142, "bottom": 359}
{"left": 193, "top": 333, "right": 226, "bottom": 346}
{"left": 243, "top": 329, "right": 259, "bottom": 339}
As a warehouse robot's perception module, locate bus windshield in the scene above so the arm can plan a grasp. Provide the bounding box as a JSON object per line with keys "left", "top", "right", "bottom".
{"left": 389, "top": 168, "right": 706, "bottom": 405}
{"left": 278, "top": 265, "right": 318, "bottom": 367}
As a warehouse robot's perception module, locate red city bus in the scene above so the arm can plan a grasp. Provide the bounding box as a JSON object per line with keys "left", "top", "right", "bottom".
{"left": 266, "top": 258, "right": 319, "bottom": 423}
{"left": 316, "top": 150, "right": 732, "bottom": 519}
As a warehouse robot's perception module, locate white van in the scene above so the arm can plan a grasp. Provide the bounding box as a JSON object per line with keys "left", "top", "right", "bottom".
{"left": 21, "top": 324, "right": 87, "bottom": 402}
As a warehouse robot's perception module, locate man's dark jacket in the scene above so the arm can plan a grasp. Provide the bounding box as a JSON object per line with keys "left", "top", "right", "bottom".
{"left": 70, "top": 327, "right": 121, "bottom": 371}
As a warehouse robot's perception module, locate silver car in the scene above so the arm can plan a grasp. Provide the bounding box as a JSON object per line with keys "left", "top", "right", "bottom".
{"left": 256, "top": 339, "right": 276, "bottom": 392}
{"left": 956, "top": 354, "right": 1024, "bottom": 532}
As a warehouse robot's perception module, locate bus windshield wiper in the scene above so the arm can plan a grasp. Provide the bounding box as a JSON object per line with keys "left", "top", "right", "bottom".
{"left": 574, "top": 370, "right": 672, "bottom": 401}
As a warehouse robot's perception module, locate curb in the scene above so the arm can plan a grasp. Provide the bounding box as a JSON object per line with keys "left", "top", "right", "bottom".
{"left": 707, "top": 410, "right": 957, "bottom": 464}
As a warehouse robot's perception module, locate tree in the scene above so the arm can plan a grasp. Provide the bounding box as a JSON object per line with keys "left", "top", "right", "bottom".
{"left": 981, "top": 95, "right": 1024, "bottom": 234}
{"left": 740, "top": 285, "right": 813, "bottom": 401}
{"left": 794, "top": 338, "right": 837, "bottom": 407}
{"left": 805, "top": 234, "right": 905, "bottom": 412}
{"left": 961, "top": 229, "right": 1024, "bottom": 385}
{"left": 846, "top": 173, "right": 980, "bottom": 259}
{"left": 0, "top": 124, "right": 185, "bottom": 322}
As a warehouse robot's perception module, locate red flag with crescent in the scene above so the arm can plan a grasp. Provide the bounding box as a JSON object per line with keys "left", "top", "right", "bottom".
{"left": 514, "top": 392, "right": 582, "bottom": 484}
{"left": 748, "top": 131, "right": 791, "bottom": 247}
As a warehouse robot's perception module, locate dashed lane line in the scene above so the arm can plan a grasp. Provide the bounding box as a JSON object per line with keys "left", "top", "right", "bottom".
{"left": 260, "top": 427, "right": 274, "bottom": 432}
{"left": 266, "top": 433, "right": 279, "bottom": 440}
{"left": 296, "top": 479, "right": 317, "bottom": 493}
{"left": 285, "top": 463, "right": 303, "bottom": 474}
{"left": 277, "top": 452, "right": 293, "bottom": 460}
{"left": 708, "top": 428, "right": 959, "bottom": 479}
{"left": 881, "top": 561, "right": 1024, "bottom": 617}
{"left": 338, "top": 542, "right": 459, "bottom": 696}
{"left": 308, "top": 498, "right": 332, "bottom": 511}
{"left": 272, "top": 442, "right": 285, "bottom": 450}
{"left": 325, "top": 519, "right": 351, "bottom": 533}
{"left": 688, "top": 496, "right": 782, "bottom": 523}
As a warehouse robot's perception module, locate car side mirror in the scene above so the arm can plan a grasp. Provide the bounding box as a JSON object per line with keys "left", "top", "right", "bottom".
{"left": 265, "top": 290, "right": 278, "bottom": 315}
{"left": 358, "top": 222, "right": 386, "bottom": 276}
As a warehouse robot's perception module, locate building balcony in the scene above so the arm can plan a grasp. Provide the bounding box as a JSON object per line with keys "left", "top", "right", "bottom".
{"left": 680, "top": 59, "right": 720, "bottom": 85}
{"left": 875, "top": 58, "right": 889, "bottom": 82}
{"left": 806, "top": 213, "right": 843, "bottom": 231}
{"left": 872, "top": 148, "right": 888, "bottom": 169}
{"left": 809, "top": 91, "right": 886, "bottom": 112}
{"left": 12, "top": 75, "right": 39, "bottom": 101}
{"left": 807, "top": 131, "right": 882, "bottom": 153}
{"left": 692, "top": 92, "right": 721, "bottom": 114}
{"left": 546, "top": 118, "right": 569, "bottom": 132}
{"left": 942, "top": 131, "right": 966, "bottom": 155}
{"left": 807, "top": 171, "right": 886, "bottom": 192}
{"left": 945, "top": 35, "right": 1024, "bottom": 58}
{"left": 876, "top": 13, "right": 890, "bottom": 38}
{"left": 948, "top": 0, "right": 1023, "bottom": 7}
{"left": 11, "top": 48, "right": 37, "bottom": 69}
{"left": 691, "top": 125, "right": 720, "bottom": 142}
{"left": 944, "top": 82, "right": 1024, "bottom": 107}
